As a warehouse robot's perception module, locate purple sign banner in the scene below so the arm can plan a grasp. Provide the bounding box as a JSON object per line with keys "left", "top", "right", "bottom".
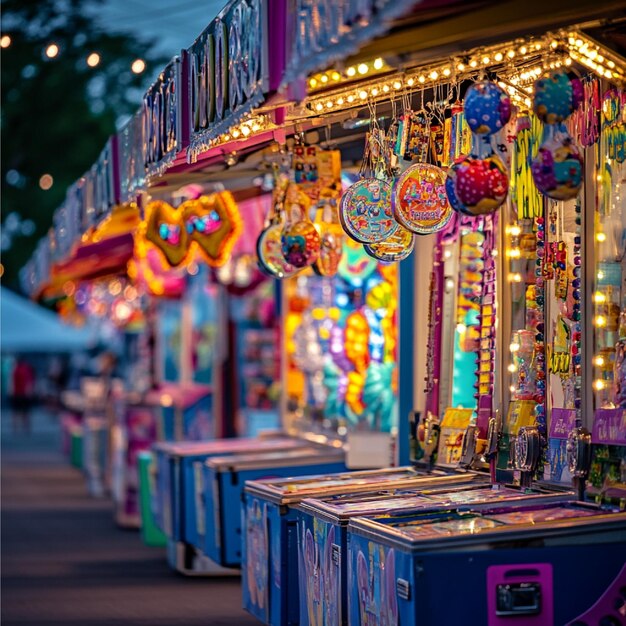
{"left": 549, "top": 408, "right": 577, "bottom": 439}
{"left": 592, "top": 408, "right": 626, "bottom": 445}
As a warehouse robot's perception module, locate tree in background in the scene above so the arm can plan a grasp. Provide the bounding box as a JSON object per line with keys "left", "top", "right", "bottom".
{"left": 1, "top": 0, "right": 167, "bottom": 288}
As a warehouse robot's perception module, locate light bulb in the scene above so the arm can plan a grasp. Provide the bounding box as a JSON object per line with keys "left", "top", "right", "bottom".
{"left": 346, "top": 67, "right": 356, "bottom": 77}
{"left": 357, "top": 63, "right": 368, "bottom": 75}
{"left": 373, "top": 58, "right": 384, "bottom": 70}
{"left": 596, "top": 232, "right": 606, "bottom": 242}
{"left": 45, "top": 43, "right": 59, "bottom": 58}
{"left": 593, "top": 356, "right": 605, "bottom": 367}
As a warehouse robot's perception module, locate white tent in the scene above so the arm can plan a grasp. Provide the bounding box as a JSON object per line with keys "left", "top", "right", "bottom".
{"left": 1, "top": 287, "right": 95, "bottom": 353}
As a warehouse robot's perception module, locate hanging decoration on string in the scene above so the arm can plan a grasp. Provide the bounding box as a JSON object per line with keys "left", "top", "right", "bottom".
{"left": 446, "top": 80, "right": 511, "bottom": 216}
{"left": 531, "top": 70, "right": 584, "bottom": 200}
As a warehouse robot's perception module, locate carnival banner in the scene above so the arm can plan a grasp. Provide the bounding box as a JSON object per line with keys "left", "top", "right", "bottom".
{"left": 187, "top": 0, "right": 267, "bottom": 160}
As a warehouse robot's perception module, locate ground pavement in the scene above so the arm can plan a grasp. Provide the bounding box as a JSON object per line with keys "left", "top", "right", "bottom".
{"left": 1, "top": 406, "right": 259, "bottom": 626}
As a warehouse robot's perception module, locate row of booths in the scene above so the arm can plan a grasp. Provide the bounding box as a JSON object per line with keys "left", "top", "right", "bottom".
{"left": 23, "top": 0, "right": 626, "bottom": 624}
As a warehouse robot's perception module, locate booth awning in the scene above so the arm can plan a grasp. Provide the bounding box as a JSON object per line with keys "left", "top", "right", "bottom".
{"left": 1, "top": 287, "right": 95, "bottom": 353}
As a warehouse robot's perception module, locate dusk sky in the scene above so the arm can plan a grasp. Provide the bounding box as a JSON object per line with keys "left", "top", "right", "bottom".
{"left": 89, "top": 0, "right": 224, "bottom": 59}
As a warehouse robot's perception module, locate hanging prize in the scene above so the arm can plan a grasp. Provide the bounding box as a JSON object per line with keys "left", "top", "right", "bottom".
{"left": 257, "top": 177, "right": 299, "bottom": 279}
{"left": 340, "top": 127, "right": 397, "bottom": 244}
{"left": 446, "top": 81, "right": 512, "bottom": 216}
{"left": 532, "top": 70, "right": 584, "bottom": 200}
{"left": 280, "top": 187, "right": 320, "bottom": 268}
{"left": 364, "top": 226, "right": 415, "bottom": 263}
{"left": 313, "top": 199, "right": 344, "bottom": 277}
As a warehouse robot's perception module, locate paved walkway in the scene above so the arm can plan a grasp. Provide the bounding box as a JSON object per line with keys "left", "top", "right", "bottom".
{"left": 1, "top": 406, "right": 258, "bottom": 626}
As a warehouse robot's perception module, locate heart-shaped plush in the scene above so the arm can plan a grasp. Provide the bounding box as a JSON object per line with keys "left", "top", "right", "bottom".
{"left": 182, "top": 192, "right": 242, "bottom": 267}
{"left": 145, "top": 200, "right": 189, "bottom": 267}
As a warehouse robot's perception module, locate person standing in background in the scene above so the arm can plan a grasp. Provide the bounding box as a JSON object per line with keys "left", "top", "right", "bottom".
{"left": 11, "top": 359, "right": 35, "bottom": 434}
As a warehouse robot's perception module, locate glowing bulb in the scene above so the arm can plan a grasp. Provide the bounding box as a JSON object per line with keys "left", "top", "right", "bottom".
{"left": 407, "top": 77, "right": 415, "bottom": 86}
{"left": 509, "top": 385, "right": 516, "bottom": 393}
{"left": 457, "top": 62, "right": 465, "bottom": 71}
{"left": 482, "top": 56, "right": 490, "bottom": 64}
{"left": 241, "top": 125, "right": 251, "bottom": 136}
{"left": 594, "top": 291, "right": 606, "bottom": 304}
{"left": 507, "top": 50, "right": 515, "bottom": 58}
{"left": 456, "top": 323, "right": 467, "bottom": 334}
{"left": 509, "top": 273, "right": 522, "bottom": 283}
{"left": 315, "top": 102, "right": 323, "bottom": 111}
{"left": 593, "top": 356, "right": 605, "bottom": 367}
{"left": 596, "top": 232, "right": 606, "bottom": 242}
{"left": 508, "top": 248, "right": 521, "bottom": 259}
{"left": 309, "top": 78, "right": 318, "bottom": 88}
{"left": 442, "top": 68, "right": 451, "bottom": 77}
{"left": 508, "top": 364, "right": 517, "bottom": 373}
{"left": 331, "top": 71, "right": 341, "bottom": 81}
{"left": 1, "top": 35, "right": 11, "bottom": 48}
{"left": 326, "top": 100, "right": 333, "bottom": 108}
{"left": 358, "top": 63, "right": 368, "bottom": 75}
{"left": 469, "top": 59, "right": 478, "bottom": 68}
{"left": 519, "top": 46, "right": 527, "bottom": 54}
{"left": 131, "top": 58, "right": 146, "bottom": 74}
{"left": 445, "top": 278, "right": 455, "bottom": 290}
{"left": 443, "top": 249, "right": 452, "bottom": 259}
{"left": 594, "top": 315, "right": 607, "bottom": 327}
{"left": 347, "top": 95, "right": 354, "bottom": 103}
{"left": 393, "top": 80, "right": 402, "bottom": 89}
{"left": 593, "top": 379, "right": 606, "bottom": 391}
{"left": 39, "top": 174, "right": 53, "bottom": 190}
{"left": 429, "top": 70, "right": 438, "bottom": 80}
{"left": 494, "top": 52, "right": 503, "bottom": 62}
{"left": 418, "top": 75, "right": 426, "bottom": 83}
{"left": 510, "top": 342, "right": 521, "bottom": 353}
{"left": 373, "top": 57, "right": 384, "bottom": 70}
{"left": 87, "top": 52, "right": 100, "bottom": 67}
{"left": 510, "top": 225, "right": 521, "bottom": 237}
{"left": 597, "top": 270, "right": 604, "bottom": 280}
{"left": 320, "top": 74, "right": 329, "bottom": 83}
{"left": 346, "top": 66, "right": 356, "bottom": 77}
{"left": 251, "top": 123, "right": 260, "bottom": 132}
{"left": 337, "top": 97, "right": 345, "bottom": 105}
{"left": 232, "top": 128, "right": 241, "bottom": 138}
{"left": 359, "top": 90, "right": 367, "bottom": 99}
{"left": 371, "top": 88, "right": 378, "bottom": 96}
{"left": 382, "top": 85, "right": 389, "bottom": 93}
{"left": 45, "top": 43, "right": 59, "bottom": 58}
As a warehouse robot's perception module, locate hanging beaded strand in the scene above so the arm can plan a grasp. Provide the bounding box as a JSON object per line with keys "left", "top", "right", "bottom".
{"left": 572, "top": 198, "right": 583, "bottom": 425}
{"left": 534, "top": 204, "right": 548, "bottom": 474}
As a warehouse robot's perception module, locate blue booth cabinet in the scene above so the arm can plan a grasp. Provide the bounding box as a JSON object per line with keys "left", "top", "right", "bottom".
{"left": 296, "top": 482, "right": 575, "bottom": 626}
{"left": 203, "top": 446, "right": 347, "bottom": 569}
{"left": 346, "top": 503, "right": 626, "bottom": 626}
{"left": 242, "top": 468, "right": 481, "bottom": 626}
{"left": 152, "top": 436, "right": 306, "bottom": 543}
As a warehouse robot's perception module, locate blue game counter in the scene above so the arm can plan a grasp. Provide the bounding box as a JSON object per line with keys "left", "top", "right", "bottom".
{"left": 346, "top": 502, "right": 626, "bottom": 625}
{"left": 152, "top": 436, "right": 305, "bottom": 543}
{"left": 202, "top": 446, "right": 348, "bottom": 568}
{"left": 295, "top": 482, "right": 575, "bottom": 626}
{"left": 242, "top": 468, "right": 481, "bottom": 626}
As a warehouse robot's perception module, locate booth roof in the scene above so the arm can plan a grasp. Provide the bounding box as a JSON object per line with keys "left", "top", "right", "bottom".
{"left": 1, "top": 287, "right": 95, "bottom": 354}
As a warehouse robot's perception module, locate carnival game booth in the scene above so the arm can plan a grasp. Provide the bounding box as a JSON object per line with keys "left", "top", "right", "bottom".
{"left": 236, "top": 3, "right": 626, "bottom": 625}
{"left": 20, "top": 0, "right": 626, "bottom": 615}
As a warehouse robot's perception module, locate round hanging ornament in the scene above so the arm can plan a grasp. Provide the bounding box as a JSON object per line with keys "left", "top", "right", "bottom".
{"left": 446, "top": 153, "right": 509, "bottom": 215}
{"left": 364, "top": 226, "right": 415, "bottom": 263}
{"left": 531, "top": 126, "right": 583, "bottom": 201}
{"left": 392, "top": 163, "right": 453, "bottom": 234}
{"left": 339, "top": 177, "right": 396, "bottom": 244}
{"left": 463, "top": 81, "right": 512, "bottom": 135}
{"left": 533, "top": 70, "right": 583, "bottom": 124}
{"left": 280, "top": 201, "right": 321, "bottom": 268}
{"left": 256, "top": 221, "right": 299, "bottom": 279}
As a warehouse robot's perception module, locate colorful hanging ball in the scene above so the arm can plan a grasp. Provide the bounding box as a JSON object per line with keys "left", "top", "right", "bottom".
{"left": 533, "top": 71, "right": 582, "bottom": 124}
{"left": 463, "top": 81, "right": 512, "bottom": 135}
{"left": 446, "top": 154, "right": 509, "bottom": 215}
{"left": 531, "top": 131, "right": 583, "bottom": 200}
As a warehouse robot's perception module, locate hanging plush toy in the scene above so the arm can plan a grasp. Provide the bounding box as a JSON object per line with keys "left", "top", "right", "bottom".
{"left": 531, "top": 70, "right": 584, "bottom": 200}
{"left": 446, "top": 81, "right": 512, "bottom": 215}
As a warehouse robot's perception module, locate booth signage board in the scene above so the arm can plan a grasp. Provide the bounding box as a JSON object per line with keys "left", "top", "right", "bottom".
{"left": 118, "top": 111, "right": 145, "bottom": 203}
{"left": 187, "top": 0, "right": 267, "bottom": 159}
{"left": 91, "top": 137, "right": 118, "bottom": 224}
{"left": 593, "top": 409, "right": 626, "bottom": 446}
{"left": 143, "top": 56, "right": 186, "bottom": 178}
{"left": 282, "top": 0, "right": 417, "bottom": 87}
